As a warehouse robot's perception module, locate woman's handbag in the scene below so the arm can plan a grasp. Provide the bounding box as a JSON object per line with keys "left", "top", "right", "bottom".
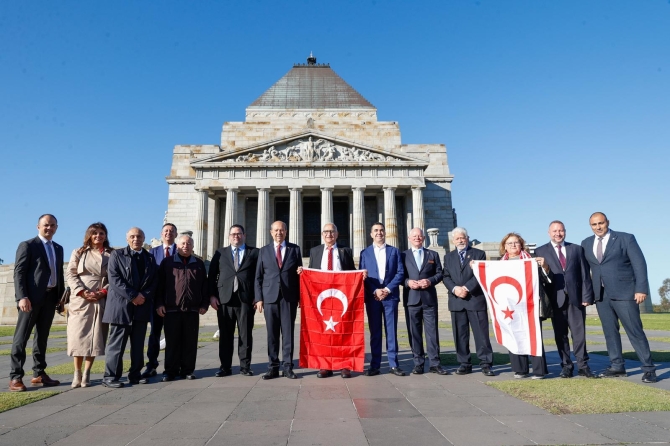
{"left": 56, "top": 287, "right": 71, "bottom": 315}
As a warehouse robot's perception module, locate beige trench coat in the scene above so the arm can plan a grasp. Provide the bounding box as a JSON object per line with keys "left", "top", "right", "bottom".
{"left": 65, "top": 248, "right": 110, "bottom": 357}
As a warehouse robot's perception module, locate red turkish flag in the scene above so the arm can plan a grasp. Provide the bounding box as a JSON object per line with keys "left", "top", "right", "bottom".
{"left": 299, "top": 268, "right": 365, "bottom": 372}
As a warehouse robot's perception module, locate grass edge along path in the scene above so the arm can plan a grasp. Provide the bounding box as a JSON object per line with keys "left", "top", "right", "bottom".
{"left": 585, "top": 313, "right": 670, "bottom": 331}
{"left": 590, "top": 350, "right": 670, "bottom": 363}
{"left": 488, "top": 379, "right": 670, "bottom": 415}
{"left": 0, "top": 391, "right": 58, "bottom": 414}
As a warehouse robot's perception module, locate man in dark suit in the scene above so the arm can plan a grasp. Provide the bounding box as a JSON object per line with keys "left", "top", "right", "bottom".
{"left": 142, "top": 222, "right": 178, "bottom": 379}
{"left": 359, "top": 222, "right": 405, "bottom": 376}
{"left": 102, "top": 227, "right": 158, "bottom": 388}
{"left": 208, "top": 224, "right": 259, "bottom": 377}
{"left": 301, "top": 222, "right": 357, "bottom": 378}
{"left": 254, "top": 220, "right": 302, "bottom": 379}
{"left": 581, "top": 212, "right": 656, "bottom": 383}
{"left": 442, "top": 227, "right": 495, "bottom": 376}
{"left": 536, "top": 220, "right": 595, "bottom": 379}
{"left": 9, "top": 214, "right": 64, "bottom": 391}
{"left": 402, "top": 228, "right": 449, "bottom": 375}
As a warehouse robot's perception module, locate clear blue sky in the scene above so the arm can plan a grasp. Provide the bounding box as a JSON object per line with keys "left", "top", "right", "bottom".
{"left": 1, "top": 1, "right": 668, "bottom": 302}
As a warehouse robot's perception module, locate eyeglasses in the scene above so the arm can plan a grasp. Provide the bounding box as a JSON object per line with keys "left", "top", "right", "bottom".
{"left": 505, "top": 241, "right": 521, "bottom": 246}
{"left": 229, "top": 233, "right": 244, "bottom": 237}
{"left": 322, "top": 230, "right": 336, "bottom": 234}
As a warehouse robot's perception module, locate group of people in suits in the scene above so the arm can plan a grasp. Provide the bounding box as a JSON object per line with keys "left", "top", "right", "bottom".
{"left": 8, "top": 210, "right": 658, "bottom": 391}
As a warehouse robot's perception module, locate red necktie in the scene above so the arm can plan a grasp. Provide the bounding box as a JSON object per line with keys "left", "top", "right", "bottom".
{"left": 165, "top": 246, "right": 170, "bottom": 258}
{"left": 327, "top": 247, "right": 333, "bottom": 271}
{"left": 276, "top": 244, "right": 283, "bottom": 268}
{"left": 556, "top": 245, "right": 566, "bottom": 270}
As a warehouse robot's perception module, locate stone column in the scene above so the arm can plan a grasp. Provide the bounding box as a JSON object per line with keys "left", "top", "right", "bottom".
{"left": 321, "top": 187, "right": 334, "bottom": 240}
{"left": 412, "top": 186, "right": 425, "bottom": 235}
{"left": 352, "top": 187, "right": 366, "bottom": 256}
{"left": 194, "top": 189, "right": 209, "bottom": 258}
{"left": 427, "top": 228, "right": 440, "bottom": 248}
{"left": 256, "top": 188, "right": 270, "bottom": 247}
{"left": 207, "top": 196, "right": 220, "bottom": 259}
{"left": 289, "top": 188, "right": 303, "bottom": 248}
{"left": 222, "top": 188, "right": 238, "bottom": 247}
{"left": 383, "top": 186, "right": 398, "bottom": 248}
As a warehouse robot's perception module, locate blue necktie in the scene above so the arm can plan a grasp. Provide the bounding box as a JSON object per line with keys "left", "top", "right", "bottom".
{"left": 459, "top": 250, "right": 465, "bottom": 265}
{"left": 414, "top": 249, "right": 423, "bottom": 267}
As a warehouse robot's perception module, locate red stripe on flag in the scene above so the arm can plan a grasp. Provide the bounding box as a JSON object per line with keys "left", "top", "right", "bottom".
{"left": 524, "top": 260, "right": 537, "bottom": 356}
{"left": 479, "top": 262, "right": 502, "bottom": 345}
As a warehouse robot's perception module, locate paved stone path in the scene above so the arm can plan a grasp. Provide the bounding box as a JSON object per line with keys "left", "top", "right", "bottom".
{"left": 0, "top": 325, "right": 668, "bottom": 445}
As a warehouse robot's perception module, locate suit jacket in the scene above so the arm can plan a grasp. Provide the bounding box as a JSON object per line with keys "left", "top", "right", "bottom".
{"left": 254, "top": 242, "right": 302, "bottom": 304}
{"left": 535, "top": 241, "right": 594, "bottom": 308}
{"left": 401, "top": 248, "right": 443, "bottom": 307}
{"left": 308, "top": 244, "right": 356, "bottom": 271}
{"left": 14, "top": 236, "right": 65, "bottom": 305}
{"left": 581, "top": 230, "right": 650, "bottom": 300}
{"left": 359, "top": 244, "right": 404, "bottom": 301}
{"left": 103, "top": 246, "right": 158, "bottom": 325}
{"left": 208, "top": 245, "right": 259, "bottom": 305}
{"left": 442, "top": 247, "right": 487, "bottom": 312}
{"left": 149, "top": 243, "right": 176, "bottom": 267}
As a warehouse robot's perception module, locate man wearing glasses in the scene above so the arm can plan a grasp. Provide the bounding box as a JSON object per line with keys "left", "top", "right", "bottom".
{"left": 208, "top": 225, "right": 259, "bottom": 377}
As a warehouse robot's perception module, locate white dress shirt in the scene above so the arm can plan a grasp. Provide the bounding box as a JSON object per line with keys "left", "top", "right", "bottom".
{"left": 38, "top": 234, "right": 57, "bottom": 288}
{"left": 320, "top": 244, "right": 342, "bottom": 271}
{"left": 373, "top": 244, "right": 387, "bottom": 282}
{"left": 593, "top": 230, "right": 611, "bottom": 258}
{"left": 274, "top": 241, "right": 286, "bottom": 262}
{"left": 232, "top": 244, "right": 246, "bottom": 265}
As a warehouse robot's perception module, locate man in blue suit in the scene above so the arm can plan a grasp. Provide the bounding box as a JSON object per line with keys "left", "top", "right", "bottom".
{"left": 581, "top": 212, "right": 656, "bottom": 383}
{"left": 536, "top": 221, "right": 595, "bottom": 379}
{"left": 402, "top": 228, "right": 449, "bottom": 375}
{"left": 359, "top": 222, "right": 405, "bottom": 376}
{"left": 141, "top": 222, "right": 177, "bottom": 379}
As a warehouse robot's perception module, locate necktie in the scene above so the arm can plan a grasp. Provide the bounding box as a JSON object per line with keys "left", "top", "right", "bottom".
{"left": 327, "top": 247, "right": 333, "bottom": 271}
{"left": 165, "top": 246, "right": 170, "bottom": 258}
{"left": 414, "top": 249, "right": 423, "bottom": 268}
{"left": 459, "top": 250, "right": 465, "bottom": 265}
{"left": 596, "top": 237, "right": 603, "bottom": 263}
{"left": 276, "top": 244, "right": 283, "bottom": 268}
{"left": 556, "top": 245, "right": 566, "bottom": 270}
{"left": 233, "top": 248, "right": 239, "bottom": 292}
{"left": 46, "top": 241, "right": 57, "bottom": 287}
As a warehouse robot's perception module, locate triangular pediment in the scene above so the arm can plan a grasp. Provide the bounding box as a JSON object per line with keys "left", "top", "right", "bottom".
{"left": 192, "top": 131, "right": 427, "bottom": 166}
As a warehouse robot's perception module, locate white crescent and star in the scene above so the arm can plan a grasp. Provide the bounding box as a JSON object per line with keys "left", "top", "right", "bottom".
{"left": 315, "top": 288, "right": 349, "bottom": 333}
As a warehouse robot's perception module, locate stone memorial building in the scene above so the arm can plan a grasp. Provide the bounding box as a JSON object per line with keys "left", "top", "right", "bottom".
{"left": 166, "top": 54, "right": 456, "bottom": 258}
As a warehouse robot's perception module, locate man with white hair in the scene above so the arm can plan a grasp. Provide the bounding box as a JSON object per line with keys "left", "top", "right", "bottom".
{"left": 442, "top": 227, "right": 495, "bottom": 376}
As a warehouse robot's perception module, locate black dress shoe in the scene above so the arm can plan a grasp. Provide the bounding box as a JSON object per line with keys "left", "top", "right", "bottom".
{"left": 317, "top": 369, "right": 333, "bottom": 378}
{"left": 455, "top": 365, "right": 472, "bottom": 375}
{"left": 128, "top": 378, "right": 147, "bottom": 385}
{"left": 364, "top": 368, "right": 380, "bottom": 377}
{"left": 282, "top": 369, "right": 298, "bottom": 379}
{"left": 429, "top": 366, "right": 450, "bottom": 375}
{"left": 141, "top": 367, "right": 157, "bottom": 379}
{"left": 215, "top": 368, "right": 232, "bottom": 377}
{"left": 183, "top": 374, "right": 197, "bottom": 380}
{"left": 412, "top": 365, "right": 424, "bottom": 375}
{"left": 578, "top": 367, "right": 596, "bottom": 378}
{"left": 599, "top": 368, "right": 627, "bottom": 378}
{"left": 262, "top": 369, "right": 279, "bottom": 380}
{"left": 341, "top": 368, "right": 351, "bottom": 378}
{"left": 389, "top": 367, "right": 406, "bottom": 377}
{"left": 559, "top": 366, "right": 573, "bottom": 378}
{"left": 102, "top": 380, "right": 124, "bottom": 388}
{"left": 162, "top": 374, "right": 175, "bottom": 382}
{"left": 481, "top": 366, "right": 495, "bottom": 377}
{"left": 642, "top": 371, "right": 658, "bottom": 383}
{"left": 239, "top": 368, "right": 254, "bottom": 376}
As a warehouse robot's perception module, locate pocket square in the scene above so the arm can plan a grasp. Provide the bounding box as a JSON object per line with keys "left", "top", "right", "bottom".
{"left": 428, "top": 260, "right": 435, "bottom": 264}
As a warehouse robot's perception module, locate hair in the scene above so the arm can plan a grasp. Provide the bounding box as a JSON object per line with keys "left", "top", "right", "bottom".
{"left": 499, "top": 232, "right": 527, "bottom": 257}
{"left": 370, "top": 222, "right": 385, "bottom": 230}
{"left": 408, "top": 227, "right": 424, "bottom": 237}
{"left": 548, "top": 220, "right": 565, "bottom": 229}
{"left": 162, "top": 223, "right": 178, "bottom": 232}
{"left": 38, "top": 214, "right": 57, "bottom": 224}
{"left": 77, "top": 222, "right": 112, "bottom": 255}
{"left": 229, "top": 224, "right": 245, "bottom": 234}
{"left": 589, "top": 212, "right": 608, "bottom": 221}
{"left": 126, "top": 227, "right": 145, "bottom": 238}
{"left": 176, "top": 234, "right": 193, "bottom": 244}
{"left": 452, "top": 227, "right": 468, "bottom": 238}
{"left": 322, "top": 223, "right": 338, "bottom": 232}
{"left": 271, "top": 221, "right": 287, "bottom": 231}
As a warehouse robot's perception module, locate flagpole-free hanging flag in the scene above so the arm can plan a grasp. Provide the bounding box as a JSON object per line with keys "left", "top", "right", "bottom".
{"left": 472, "top": 259, "right": 542, "bottom": 356}
{"left": 299, "top": 268, "right": 365, "bottom": 372}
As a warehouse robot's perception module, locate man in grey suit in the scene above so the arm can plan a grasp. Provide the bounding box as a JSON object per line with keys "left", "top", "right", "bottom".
{"left": 535, "top": 221, "right": 595, "bottom": 378}
{"left": 401, "top": 228, "right": 449, "bottom": 375}
{"left": 442, "top": 227, "right": 495, "bottom": 376}
{"left": 581, "top": 212, "right": 656, "bottom": 383}
{"left": 254, "top": 221, "right": 302, "bottom": 380}
{"left": 9, "top": 214, "right": 64, "bottom": 391}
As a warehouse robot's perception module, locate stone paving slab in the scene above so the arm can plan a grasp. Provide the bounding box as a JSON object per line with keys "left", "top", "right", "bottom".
{"left": 428, "top": 415, "right": 533, "bottom": 446}
{"left": 494, "top": 414, "right": 614, "bottom": 445}
{"left": 288, "top": 418, "right": 369, "bottom": 446}
{"left": 561, "top": 413, "right": 670, "bottom": 443}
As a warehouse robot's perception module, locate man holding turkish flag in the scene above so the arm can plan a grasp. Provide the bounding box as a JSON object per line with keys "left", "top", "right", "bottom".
{"left": 299, "top": 267, "right": 365, "bottom": 373}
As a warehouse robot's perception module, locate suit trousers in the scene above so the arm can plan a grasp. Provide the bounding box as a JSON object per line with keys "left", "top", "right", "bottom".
{"left": 164, "top": 311, "right": 199, "bottom": 376}
{"left": 408, "top": 303, "right": 440, "bottom": 367}
{"left": 509, "top": 322, "right": 547, "bottom": 376}
{"left": 451, "top": 309, "right": 494, "bottom": 367}
{"left": 217, "top": 295, "right": 255, "bottom": 370}
{"left": 264, "top": 295, "right": 297, "bottom": 371}
{"left": 402, "top": 302, "right": 413, "bottom": 351}
{"left": 104, "top": 321, "right": 148, "bottom": 381}
{"left": 145, "top": 310, "right": 164, "bottom": 369}
{"left": 10, "top": 289, "right": 58, "bottom": 380}
{"left": 551, "top": 301, "right": 588, "bottom": 370}
{"left": 595, "top": 295, "right": 655, "bottom": 372}
{"left": 366, "top": 297, "right": 399, "bottom": 369}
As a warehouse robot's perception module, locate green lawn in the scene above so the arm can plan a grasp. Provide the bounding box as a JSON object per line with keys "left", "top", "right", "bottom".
{"left": 489, "top": 379, "right": 670, "bottom": 414}
{"left": 440, "top": 352, "right": 510, "bottom": 366}
{"left": 648, "top": 336, "right": 670, "bottom": 343}
{"left": 0, "top": 391, "right": 58, "bottom": 414}
{"left": 0, "top": 325, "right": 67, "bottom": 337}
{"left": 585, "top": 313, "right": 670, "bottom": 331}
{"left": 47, "top": 359, "right": 131, "bottom": 375}
{"left": 0, "top": 347, "right": 66, "bottom": 356}
{"left": 590, "top": 350, "right": 670, "bottom": 362}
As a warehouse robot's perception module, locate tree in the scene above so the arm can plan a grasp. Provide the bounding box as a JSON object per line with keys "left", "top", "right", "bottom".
{"left": 658, "top": 279, "right": 670, "bottom": 312}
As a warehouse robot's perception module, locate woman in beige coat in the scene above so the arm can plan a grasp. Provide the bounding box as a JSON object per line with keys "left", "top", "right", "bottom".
{"left": 65, "top": 222, "right": 112, "bottom": 387}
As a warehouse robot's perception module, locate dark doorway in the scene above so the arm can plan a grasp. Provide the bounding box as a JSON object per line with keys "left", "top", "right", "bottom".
{"left": 275, "top": 197, "right": 290, "bottom": 227}
{"left": 303, "top": 197, "right": 321, "bottom": 252}
{"left": 333, "top": 197, "right": 350, "bottom": 248}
